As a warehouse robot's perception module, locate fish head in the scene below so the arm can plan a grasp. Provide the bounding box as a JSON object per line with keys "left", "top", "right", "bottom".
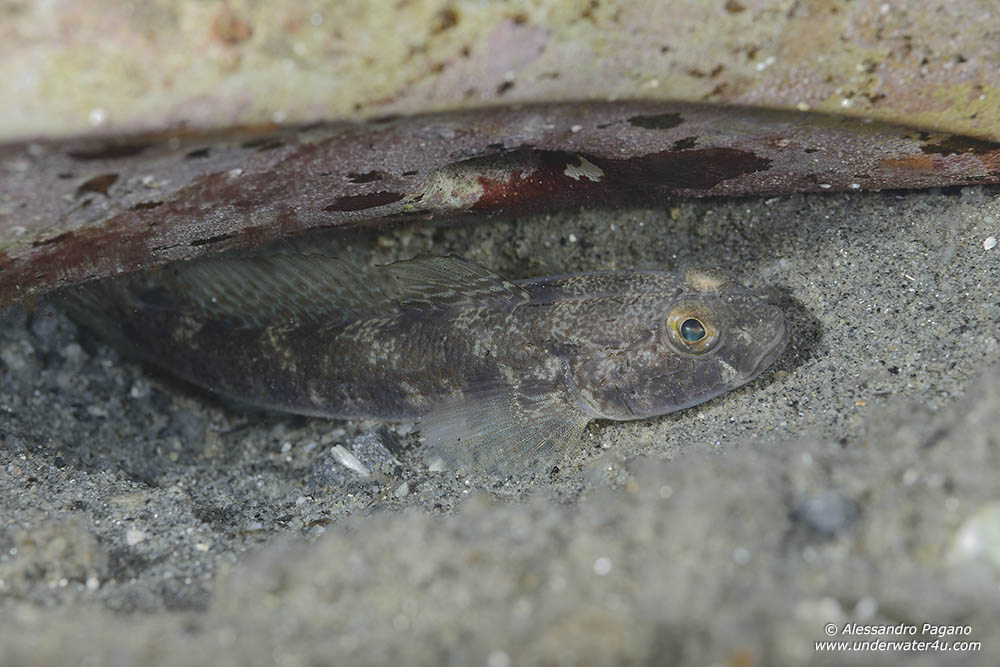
{"left": 575, "top": 267, "right": 788, "bottom": 421}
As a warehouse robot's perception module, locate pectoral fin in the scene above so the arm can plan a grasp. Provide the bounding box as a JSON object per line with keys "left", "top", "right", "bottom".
{"left": 419, "top": 382, "right": 589, "bottom": 475}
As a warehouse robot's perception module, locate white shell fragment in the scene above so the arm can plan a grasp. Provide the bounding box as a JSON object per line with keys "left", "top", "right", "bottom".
{"left": 330, "top": 445, "right": 371, "bottom": 478}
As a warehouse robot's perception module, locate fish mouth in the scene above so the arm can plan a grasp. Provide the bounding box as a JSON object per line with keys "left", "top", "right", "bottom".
{"left": 729, "top": 313, "right": 788, "bottom": 388}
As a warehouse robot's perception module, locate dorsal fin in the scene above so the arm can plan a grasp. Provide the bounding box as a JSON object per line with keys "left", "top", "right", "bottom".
{"left": 382, "top": 254, "right": 529, "bottom": 310}
{"left": 159, "top": 254, "right": 395, "bottom": 328}
{"left": 117, "top": 253, "right": 528, "bottom": 329}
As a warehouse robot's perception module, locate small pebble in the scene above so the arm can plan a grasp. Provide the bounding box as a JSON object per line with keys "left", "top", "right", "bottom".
{"left": 854, "top": 596, "right": 878, "bottom": 620}
{"left": 128, "top": 381, "right": 150, "bottom": 399}
{"left": 321, "top": 427, "right": 347, "bottom": 445}
{"left": 984, "top": 236, "right": 997, "bottom": 251}
{"left": 125, "top": 528, "right": 147, "bottom": 546}
{"left": 794, "top": 490, "right": 857, "bottom": 536}
{"left": 947, "top": 502, "right": 1000, "bottom": 569}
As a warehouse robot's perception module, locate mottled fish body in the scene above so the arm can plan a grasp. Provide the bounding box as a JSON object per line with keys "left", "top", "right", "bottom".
{"left": 63, "top": 254, "right": 787, "bottom": 471}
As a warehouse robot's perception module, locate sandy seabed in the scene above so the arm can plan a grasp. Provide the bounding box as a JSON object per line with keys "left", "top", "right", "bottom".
{"left": 1, "top": 186, "right": 999, "bottom": 666}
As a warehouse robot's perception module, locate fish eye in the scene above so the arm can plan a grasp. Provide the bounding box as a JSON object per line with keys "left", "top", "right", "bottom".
{"left": 680, "top": 318, "right": 706, "bottom": 342}
{"left": 665, "top": 304, "right": 720, "bottom": 354}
